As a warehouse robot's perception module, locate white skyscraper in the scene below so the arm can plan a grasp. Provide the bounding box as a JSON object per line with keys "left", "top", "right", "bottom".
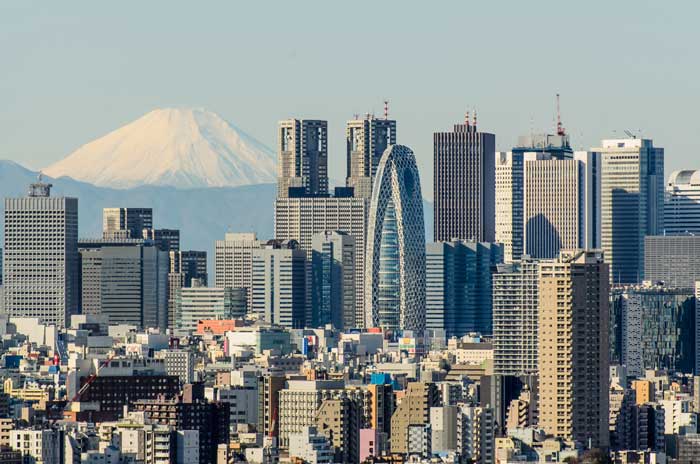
{"left": 4, "top": 180, "right": 79, "bottom": 328}
{"left": 495, "top": 152, "right": 523, "bottom": 263}
{"left": 215, "top": 232, "right": 263, "bottom": 309}
{"left": 365, "top": 145, "right": 426, "bottom": 332}
{"left": 665, "top": 170, "right": 700, "bottom": 235}
{"left": 595, "top": 138, "right": 664, "bottom": 284}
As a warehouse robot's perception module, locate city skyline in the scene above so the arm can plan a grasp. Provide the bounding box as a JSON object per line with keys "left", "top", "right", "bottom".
{"left": 1, "top": 2, "right": 698, "bottom": 199}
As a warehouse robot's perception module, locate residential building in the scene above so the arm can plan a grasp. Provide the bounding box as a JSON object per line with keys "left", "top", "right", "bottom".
{"left": 433, "top": 116, "right": 495, "bottom": 243}
{"left": 3, "top": 179, "right": 79, "bottom": 328}
{"left": 315, "top": 395, "right": 362, "bottom": 463}
{"left": 595, "top": 138, "right": 664, "bottom": 284}
{"left": 537, "top": 250, "right": 610, "bottom": 448}
{"left": 365, "top": 145, "right": 426, "bottom": 332}
{"left": 277, "top": 119, "right": 328, "bottom": 198}
{"left": 425, "top": 240, "right": 503, "bottom": 337}
{"left": 9, "top": 429, "right": 62, "bottom": 464}
{"left": 493, "top": 258, "right": 540, "bottom": 376}
{"left": 288, "top": 427, "right": 334, "bottom": 464}
{"left": 346, "top": 115, "right": 396, "bottom": 199}
{"left": 389, "top": 382, "right": 439, "bottom": 454}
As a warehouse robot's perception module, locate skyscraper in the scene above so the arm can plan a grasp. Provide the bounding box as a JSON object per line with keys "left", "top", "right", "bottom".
{"left": 277, "top": 119, "right": 328, "bottom": 198}
{"left": 492, "top": 258, "right": 540, "bottom": 376}
{"left": 433, "top": 116, "right": 495, "bottom": 243}
{"left": 168, "top": 250, "right": 207, "bottom": 331}
{"left": 102, "top": 207, "right": 153, "bottom": 239}
{"left": 346, "top": 116, "right": 396, "bottom": 199}
{"left": 174, "top": 281, "right": 247, "bottom": 336}
{"left": 644, "top": 235, "right": 700, "bottom": 288}
{"left": 214, "top": 232, "right": 263, "bottom": 310}
{"left": 275, "top": 194, "right": 368, "bottom": 327}
{"left": 425, "top": 241, "right": 503, "bottom": 337}
{"left": 4, "top": 180, "right": 79, "bottom": 328}
{"left": 522, "top": 150, "right": 600, "bottom": 259}
{"left": 142, "top": 228, "right": 180, "bottom": 252}
{"left": 495, "top": 152, "right": 523, "bottom": 263}
{"left": 665, "top": 170, "right": 700, "bottom": 235}
{"left": 596, "top": 138, "right": 664, "bottom": 284}
{"left": 251, "top": 240, "right": 307, "bottom": 328}
{"left": 538, "top": 249, "right": 609, "bottom": 448}
{"left": 78, "top": 238, "right": 169, "bottom": 330}
{"left": 311, "top": 230, "right": 356, "bottom": 329}
{"left": 365, "top": 145, "right": 426, "bottom": 332}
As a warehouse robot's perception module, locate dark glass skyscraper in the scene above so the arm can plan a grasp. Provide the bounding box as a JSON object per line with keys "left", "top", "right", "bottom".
{"left": 433, "top": 117, "right": 495, "bottom": 243}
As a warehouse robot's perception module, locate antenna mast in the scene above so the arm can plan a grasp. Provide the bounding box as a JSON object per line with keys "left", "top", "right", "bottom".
{"left": 384, "top": 100, "right": 389, "bottom": 120}
{"left": 556, "top": 93, "right": 565, "bottom": 136}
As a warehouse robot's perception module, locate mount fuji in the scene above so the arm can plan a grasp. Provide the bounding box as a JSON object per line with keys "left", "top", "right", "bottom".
{"left": 44, "top": 108, "right": 277, "bottom": 189}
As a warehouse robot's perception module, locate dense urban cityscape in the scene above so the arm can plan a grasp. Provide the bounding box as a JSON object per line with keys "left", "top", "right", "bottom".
{"left": 1, "top": 100, "right": 699, "bottom": 464}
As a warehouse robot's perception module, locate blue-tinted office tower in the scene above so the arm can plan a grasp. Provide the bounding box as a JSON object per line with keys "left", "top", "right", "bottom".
{"left": 426, "top": 240, "right": 503, "bottom": 337}
{"left": 311, "top": 230, "right": 356, "bottom": 330}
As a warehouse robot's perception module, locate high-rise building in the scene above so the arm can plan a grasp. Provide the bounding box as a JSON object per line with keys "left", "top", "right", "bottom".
{"left": 3, "top": 180, "right": 79, "bottom": 328}
{"left": 644, "top": 235, "right": 700, "bottom": 288}
{"left": 251, "top": 240, "right": 307, "bottom": 328}
{"left": 390, "top": 382, "right": 440, "bottom": 454}
{"left": 168, "top": 250, "right": 207, "bottom": 331}
{"left": 102, "top": 207, "right": 153, "bottom": 239}
{"left": 365, "top": 145, "right": 426, "bottom": 332}
{"left": 665, "top": 170, "right": 700, "bottom": 235}
{"left": 214, "top": 232, "right": 263, "bottom": 310}
{"left": 143, "top": 228, "right": 181, "bottom": 252}
{"left": 174, "top": 281, "right": 247, "bottom": 336}
{"left": 275, "top": 194, "right": 368, "bottom": 326}
{"left": 492, "top": 258, "right": 540, "bottom": 376}
{"left": 311, "top": 230, "right": 356, "bottom": 329}
{"left": 610, "top": 283, "right": 696, "bottom": 377}
{"left": 595, "top": 138, "right": 664, "bottom": 284}
{"left": 277, "top": 119, "right": 328, "bottom": 198}
{"left": 495, "top": 152, "right": 524, "bottom": 263}
{"left": 433, "top": 117, "right": 495, "bottom": 243}
{"left": 425, "top": 241, "right": 503, "bottom": 337}
{"left": 78, "top": 238, "right": 169, "bottom": 330}
{"left": 522, "top": 151, "right": 600, "bottom": 259}
{"left": 537, "top": 249, "right": 609, "bottom": 448}
{"left": 346, "top": 116, "right": 396, "bottom": 199}
{"left": 315, "top": 395, "right": 363, "bottom": 463}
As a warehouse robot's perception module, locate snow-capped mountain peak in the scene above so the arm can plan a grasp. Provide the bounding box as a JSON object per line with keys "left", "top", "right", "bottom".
{"left": 44, "top": 107, "right": 277, "bottom": 189}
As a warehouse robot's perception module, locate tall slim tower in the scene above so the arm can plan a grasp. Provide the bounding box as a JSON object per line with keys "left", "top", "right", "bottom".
{"left": 433, "top": 117, "right": 495, "bottom": 242}
{"left": 346, "top": 116, "right": 396, "bottom": 199}
{"left": 538, "top": 249, "right": 609, "bottom": 448}
{"left": 277, "top": 119, "right": 328, "bottom": 198}
{"left": 595, "top": 138, "right": 664, "bottom": 284}
{"left": 4, "top": 179, "right": 79, "bottom": 328}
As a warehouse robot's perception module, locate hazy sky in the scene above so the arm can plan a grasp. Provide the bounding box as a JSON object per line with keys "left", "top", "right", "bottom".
{"left": 1, "top": 1, "right": 698, "bottom": 199}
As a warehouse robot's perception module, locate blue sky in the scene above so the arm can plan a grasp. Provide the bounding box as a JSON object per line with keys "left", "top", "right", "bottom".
{"left": 1, "top": 1, "right": 698, "bottom": 199}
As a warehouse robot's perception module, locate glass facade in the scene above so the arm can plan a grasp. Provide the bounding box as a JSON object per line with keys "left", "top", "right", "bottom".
{"left": 377, "top": 199, "right": 400, "bottom": 329}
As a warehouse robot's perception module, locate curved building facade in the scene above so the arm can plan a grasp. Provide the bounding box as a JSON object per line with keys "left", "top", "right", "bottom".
{"left": 365, "top": 145, "right": 426, "bottom": 332}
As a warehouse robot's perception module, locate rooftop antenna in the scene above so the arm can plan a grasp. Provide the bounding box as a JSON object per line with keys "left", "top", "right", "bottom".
{"left": 465, "top": 110, "right": 470, "bottom": 127}
{"left": 353, "top": 113, "right": 359, "bottom": 120}
{"left": 384, "top": 100, "right": 389, "bottom": 120}
{"left": 473, "top": 109, "right": 477, "bottom": 128}
{"left": 556, "top": 93, "right": 566, "bottom": 136}
{"left": 624, "top": 130, "right": 635, "bottom": 139}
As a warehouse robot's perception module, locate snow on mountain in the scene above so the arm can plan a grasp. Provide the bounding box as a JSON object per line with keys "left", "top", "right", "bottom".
{"left": 44, "top": 108, "right": 277, "bottom": 189}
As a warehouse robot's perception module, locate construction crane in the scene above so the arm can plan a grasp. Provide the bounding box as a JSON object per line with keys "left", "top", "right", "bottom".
{"left": 556, "top": 93, "right": 566, "bottom": 136}
{"left": 68, "top": 353, "right": 117, "bottom": 403}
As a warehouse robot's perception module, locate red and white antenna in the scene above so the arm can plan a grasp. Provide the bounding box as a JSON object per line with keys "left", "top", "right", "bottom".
{"left": 473, "top": 109, "right": 477, "bottom": 128}
{"left": 384, "top": 100, "right": 389, "bottom": 120}
{"left": 556, "top": 93, "right": 566, "bottom": 136}
{"left": 465, "top": 110, "right": 470, "bottom": 126}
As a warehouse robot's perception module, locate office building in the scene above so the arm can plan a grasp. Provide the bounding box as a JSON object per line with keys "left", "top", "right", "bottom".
{"left": 665, "top": 170, "right": 700, "bottom": 235}
{"left": 390, "top": 382, "right": 440, "bottom": 454}
{"left": 492, "top": 258, "right": 540, "bottom": 376}
{"left": 644, "top": 235, "right": 700, "bottom": 288}
{"left": 3, "top": 179, "right": 79, "bottom": 328}
{"left": 215, "top": 232, "right": 263, "bottom": 309}
{"left": 610, "top": 283, "right": 696, "bottom": 377}
{"left": 538, "top": 250, "right": 609, "bottom": 448}
{"left": 365, "top": 145, "right": 426, "bottom": 332}
{"left": 595, "top": 138, "right": 664, "bottom": 284}
{"left": 346, "top": 115, "right": 396, "bottom": 199}
{"left": 495, "top": 152, "right": 523, "bottom": 262}
{"left": 143, "top": 228, "right": 180, "bottom": 252}
{"left": 522, "top": 150, "right": 600, "bottom": 259}
{"left": 251, "top": 240, "right": 307, "bottom": 328}
{"left": 425, "top": 240, "right": 503, "bottom": 337}
{"left": 79, "top": 238, "right": 169, "bottom": 330}
{"left": 175, "top": 281, "right": 247, "bottom": 336}
{"left": 102, "top": 207, "right": 153, "bottom": 239}
{"left": 275, "top": 193, "right": 368, "bottom": 326}
{"left": 277, "top": 119, "right": 328, "bottom": 198}
{"left": 433, "top": 116, "right": 495, "bottom": 243}
{"left": 168, "top": 250, "right": 207, "bottom": 331}
{"left": 311, "top": 230, "right": 356, "bottom": 329}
